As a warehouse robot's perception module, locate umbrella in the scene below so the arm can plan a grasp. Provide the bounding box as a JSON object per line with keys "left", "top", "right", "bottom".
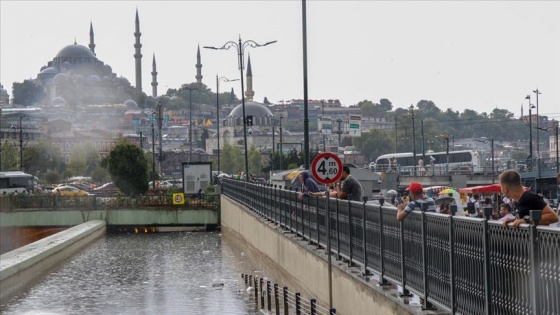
{"left": 286, "top": 170, "right": 303, "bottom": 180}
{"left": 386, "top": 189, "right": 398, "bottom": 196}
{"left": 435, "top": 196, "right": 455, "bottom": 205}
{"left": 439, "top": 188, "right": 459, "bottom": 195}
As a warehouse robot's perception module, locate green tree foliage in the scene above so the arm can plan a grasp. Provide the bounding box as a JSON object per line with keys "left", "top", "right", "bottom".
{"left": 104, "top": 143, "right": 149, "bottom": 196}
{"left": 353, "top": 129, "right": 393, "bottom": 162}
{"left": 358, "top": 100, "right": 375, "bottom": 117}
{"left": 1, "top": 140, "right": 18, "bottom": 171}
{"left": 248, "top": 145, "right": 263, "bottom": 176}
{"left": 66, "top": 142, "right": 98, "bottom": 176}
{"left": 12, "top": 79, "right": 45, "bottom": 106}
{"left": 91, "top": 167, "right": 110, "bottom": 184}
{"left": 23, "top": 138, "right": 64, "bottom": 176}
{"left": 220, "top": 142, "right": 243, "bottom": 174}
{"left": 45, "top": 170, "right": 60, "bottom": 184}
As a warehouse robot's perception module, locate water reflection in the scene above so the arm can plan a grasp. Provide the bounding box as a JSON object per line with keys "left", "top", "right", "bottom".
{"left": 1, "top": 232, "right": 262, "bottom": 314}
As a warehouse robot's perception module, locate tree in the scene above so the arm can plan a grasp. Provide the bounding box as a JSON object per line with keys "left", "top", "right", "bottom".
{"left": 358, "top": 100, "right": 376, "bottom": 117}
{"left": 1, "top": 140, "right": 18, "bottom": 171}
{"left": 67, "top": 142, "right": 98, "bottom": 176}
{"left": 353, "top": 129, "right": 393, "bottom": 162}
{"left": 378, "top": 98, "right": 393, "bottom": 112}
{"left": 12, "top": 79, "right": 44, "bottom": 106}
{"left": 248, "top": 145, "right": 263, "bottom": 176}
{"left": 220, "top": 142, "right": 243, "bottom": 174}
{"left": 103, "top": 143, "right": 149, "bottom": 196}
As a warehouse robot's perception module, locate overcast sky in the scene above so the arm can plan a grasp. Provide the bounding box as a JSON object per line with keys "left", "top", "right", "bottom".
{"left": 1, "top": 1, "right": 559, "bottom": 120}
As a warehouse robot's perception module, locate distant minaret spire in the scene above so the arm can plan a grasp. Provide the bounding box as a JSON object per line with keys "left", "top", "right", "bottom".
{"left": 245, "top": 53, "right": 254, "bottom": 102}
{"left": 134, "top": 9, "right": 143, "bottom": 93}
{"left": 195, "top": 45, "right": 203, "bottom": 84}
{"left": 151, "top": 53, "right": 158, "bottom": 97}
{"left": 89, "top": 21, "right": 96, "bottom": 55}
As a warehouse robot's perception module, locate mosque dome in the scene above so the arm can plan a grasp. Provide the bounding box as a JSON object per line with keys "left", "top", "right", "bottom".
{"left": 53, "top": 73, "right": 68, "bottom": 84}
{"left": 103, "top": 64, "right": 113, "bottom": 74}
{"left": 117, "top": 77, "right": 130, "bottom": 85}
{"left": 40, "top": 65, "right": 48, "bottom": 72}
{"left": 52, "top": 96, "right": 66, "bottom": 106}
{"left": 86, "top": 74, "right": 100, "bottom": 83}
{"left": 228, "top": 101, "right": 273, "bottom": 118}
{"left": 123, "top": 99, "right": 138, "bottom": 107}
{"left": 55, "top": 44, "right": 96, "bottom": 59}
{"left": 72, "top": 74, "right": 84, "bottom": 83}
{"left": 40, "top": 67, "right": 59, "bottom": 75}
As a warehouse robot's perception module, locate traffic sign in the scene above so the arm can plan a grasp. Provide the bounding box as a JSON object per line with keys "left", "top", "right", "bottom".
{"left": 173, "top": 193, "right": 185, "bottom": 205}
{"left": 311, "top": 152, "right": 343, "bottom": 185}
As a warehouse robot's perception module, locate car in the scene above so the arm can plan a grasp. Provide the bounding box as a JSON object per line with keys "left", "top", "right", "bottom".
{"left": 94, "top": 182, "right": 117, "bottom": 191}
{"left": 52, "top": 185, "right": 90, "bottom": 197}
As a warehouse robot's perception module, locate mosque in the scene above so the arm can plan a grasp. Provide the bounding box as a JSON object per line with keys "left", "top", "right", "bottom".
{"left": 20, "top": 9, "right": 286, "bottom": 168}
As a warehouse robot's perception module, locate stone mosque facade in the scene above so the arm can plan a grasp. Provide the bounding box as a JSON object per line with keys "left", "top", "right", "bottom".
{"left": 36, "top": 23, "right": 137, "bottom": 107}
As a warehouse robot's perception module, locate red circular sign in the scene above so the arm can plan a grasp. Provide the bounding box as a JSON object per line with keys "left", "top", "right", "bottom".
{"left": 311, "top": 153, "right": 343, "bottom": 185}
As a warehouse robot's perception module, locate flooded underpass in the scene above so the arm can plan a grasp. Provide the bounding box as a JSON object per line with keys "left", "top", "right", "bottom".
{"left": 1, "top": 232, "right": 269, "bottom": 314}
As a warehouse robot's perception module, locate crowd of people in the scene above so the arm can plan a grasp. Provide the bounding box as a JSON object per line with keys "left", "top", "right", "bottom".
{"left": 395, "top": 170, "right": 559, "bottom": 227}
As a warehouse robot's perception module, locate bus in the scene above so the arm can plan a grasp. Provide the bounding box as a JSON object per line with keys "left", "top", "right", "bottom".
{"left": 374, "top": 150, "right": 485, "bottom": 175}
{"left": 0, "top": 171, "right": 35, "bottom": 195}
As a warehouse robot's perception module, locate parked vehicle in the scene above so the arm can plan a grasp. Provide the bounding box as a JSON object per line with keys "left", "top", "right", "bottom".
{"left": 94, "top": 182, "right": 117, "bottom": 191}
{"left": 52, "top": 185, "right": 90, "bottom": 197}
{"left": 0, "top": 171, "right": 35, "bottom": 195}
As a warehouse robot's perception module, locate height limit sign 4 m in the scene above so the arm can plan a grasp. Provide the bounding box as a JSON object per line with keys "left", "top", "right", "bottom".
{"left": 311, "top": 152, "right": 343, "bottom": 185}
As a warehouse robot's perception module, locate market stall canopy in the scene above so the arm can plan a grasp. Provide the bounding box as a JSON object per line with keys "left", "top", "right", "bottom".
{"left": 459, "top": 183, "right": 529, "bottom": 194}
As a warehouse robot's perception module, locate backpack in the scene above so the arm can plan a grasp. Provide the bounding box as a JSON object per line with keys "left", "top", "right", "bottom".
{"left": 466, "top": 200, "right": 476, "bottom": 214}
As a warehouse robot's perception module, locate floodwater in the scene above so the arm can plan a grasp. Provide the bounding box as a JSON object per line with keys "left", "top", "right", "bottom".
{"left": 1, "top": 232, "right": 266, "bottom": 314}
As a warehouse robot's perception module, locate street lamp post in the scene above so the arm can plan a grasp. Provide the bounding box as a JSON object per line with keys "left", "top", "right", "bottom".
{"left": 138, "top": 131, "right": 143, "bottom": 150}
{"left": 410, "top": 105, "right": 416, "bottom": 175}
{"left": 18, "top": 114, "right": 30, "bottom": 171}
{"left": 205, "top": 36, "right": 277, "bottom": 181}
{"left": 438, "top": 134, "right": 450, "bottom": 174}
{"left": 216, "top": 76, "right": 239, "bottom": 173}
{"left": 151, "top": 112, "right": 156, "bottom": 189}
{"left": 157, "top": 101, "right": 163, "bottom": 175}
{"left": 475, "top": 137, "right": 494, "bottom": 183}
{"left": 279, "top": 115, "right": 284, "bottom": 171}
{"left": 184, "top": 87, "right": 196, "bottom": 163}
{"left": 336, "top": 118, "right": 343, "bottom": 150}
{"left": 534, "top": 89, "right": 541, "bottom": 158}
{"left": 526, "top": 95, "right": 535, "bottom": 169}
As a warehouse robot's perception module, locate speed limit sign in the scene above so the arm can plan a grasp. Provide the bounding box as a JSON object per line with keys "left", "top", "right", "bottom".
{"left": 311, "top": 152, "right": 343, "bottom": 185}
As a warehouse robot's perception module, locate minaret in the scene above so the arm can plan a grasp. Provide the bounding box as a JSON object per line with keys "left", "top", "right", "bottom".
{"left": 134, "top": 9, "right": 143, "bottom": 93}
{"left": 151, "top": 53, "right": 158, "bottom": 97}
{"left": 88, "top": 21, "right": 96, "bottom": 55}
{"left": 195, "top": 45, "right": 203, "bottom": 84}
{"left": 245, "top": 53, "right": 254, "bottom": 102}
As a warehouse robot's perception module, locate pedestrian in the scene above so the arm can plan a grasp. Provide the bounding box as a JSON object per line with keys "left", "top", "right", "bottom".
{"left": 196, "top": 189, "right": 204, "bottom": 199}
{"left": 499, "top": 169, "right": 558, "bottom": 227}
{"left": 297, "top": 171, "right": 320, "bottom": 200}
{"left": 497, "top": 203, "right": 515, "bottom": 222}
{"left": 331, "top": 166, "right": 362, "bottom": 201}
{"left": 397, "top": 182, "right": 436, "bottom": 221}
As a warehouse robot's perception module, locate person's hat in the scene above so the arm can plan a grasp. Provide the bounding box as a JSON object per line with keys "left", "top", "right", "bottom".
{"left": 406, "top": 182, "right": 423, "bottom": 193}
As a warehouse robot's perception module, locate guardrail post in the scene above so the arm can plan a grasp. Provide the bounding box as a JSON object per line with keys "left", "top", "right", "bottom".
{"left": 348, "top": 195, "right": 354, "bottom": 267}
{"left": 267, "top": 280, "right": 272, "bottom": 311}
{"left": 260, "top": 277, "right": 264, "bottom": 309}
{"left": 449, "top": 205, "right": 456, "bottom": 314}
{"left": 336, "top": 199, "right": 341, "bottom": 260}
{"left": 273, "top": 185, "right": 277, "bottom": 222}
{"left": 379, "top": 202, "right": 389, "bottom": 285}
{"left": 295, "top": 292, "right": 301, "bottom": 315}
{"left": 283, "top": 286, "right": 289, "bottom": 315}
{"left": 399, "top": 219, "right": 412, "bottom": 297}
{"left": 421, "top": 203, "right": 434, "bottom": 310}
{"left": 316, "top": 194, "right": 321, "bottom": 248}
{"left": 483, "top": 207, "right": 493, "bottom": 220}
{"left": 254, "top": 276, "right": 258, "bottom": 300}
{"left": 529, "top": 210, "right": 542, "bottom": 315}
{"left": 330, "top": 308, "right": 336, "bottom": 314}
{"left": 244, "top": 273, "right": 248, "bottom": 284}
{"left": 310, "top": 298, "right": 317, "bottom": 315}
{"left": 362, "top": 196, "right": 371, "bottom": 277}
{"left": 274, "top": 283, "right": 280, "bottom": 315}
{"left": 482, "top": 217, "right": 491, "bottom": 315}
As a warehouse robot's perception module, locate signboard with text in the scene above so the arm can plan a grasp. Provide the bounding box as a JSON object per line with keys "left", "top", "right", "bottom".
{"left": 348, "top": 115, "right": 362, "bottom": 137}
{"left": 311, "top": 152, "right": 343, "bottom": 185}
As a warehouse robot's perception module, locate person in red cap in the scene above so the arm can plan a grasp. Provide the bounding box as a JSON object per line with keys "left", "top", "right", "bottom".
{"left": 397, "top": 181, "right": 436, "bottom": 221}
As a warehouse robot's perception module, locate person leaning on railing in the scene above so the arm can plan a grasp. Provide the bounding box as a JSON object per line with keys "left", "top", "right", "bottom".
{"left": 396, "top": 181, "right": 436, "bottom": 221}
{"left": 499, "top": 169, "right": 559, "bottom": 227}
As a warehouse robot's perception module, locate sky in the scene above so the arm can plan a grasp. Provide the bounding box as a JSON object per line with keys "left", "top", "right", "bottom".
{"left": 1, "top": 1, "right": 559, "bottom": 120}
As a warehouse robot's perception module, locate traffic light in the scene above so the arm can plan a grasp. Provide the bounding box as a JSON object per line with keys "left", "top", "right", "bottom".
{"left": 246, "top": 115, "right": 253, "bottom": 126}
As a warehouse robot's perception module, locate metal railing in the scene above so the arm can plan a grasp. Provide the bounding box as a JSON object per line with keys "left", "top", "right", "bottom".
{"left": 222, "top": 179, "right": 560, "bottom": 314}
{"left": 241, "top": 274, "right": 336, "bottom": 315}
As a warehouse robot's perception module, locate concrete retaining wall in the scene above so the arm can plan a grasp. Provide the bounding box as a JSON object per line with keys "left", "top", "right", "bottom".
{"left": 0, "top": 220, "right": 106, "bottom": 303}
{"left": 221, "top": 195, "right": 431, "bottom": 315}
